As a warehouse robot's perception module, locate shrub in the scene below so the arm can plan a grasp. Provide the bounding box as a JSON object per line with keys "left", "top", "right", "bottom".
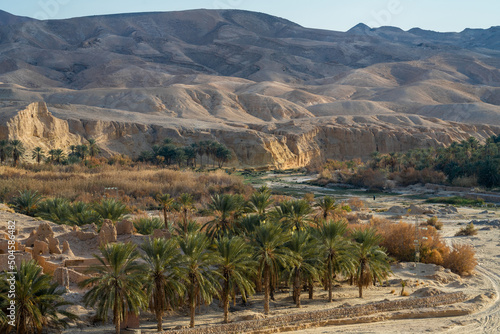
{"left": 443, "top": 243, "right": 477, "bottom": 276}
{"left": 455, "top": 223, "right": 478, "bottom": 236}
{"left": 93, "top": 198, "right": 129, "bottom": 221}
{"left": 348, "top": 168, "right": 387, "bottom": 190}
{"left": 424, "top": 216, "right": 443, "bottom": 230}
{"left": 10, "top": 190, "right": 44, "bottom": 216}
{"left": 378, "top": 222, "right": 448, "bottom": 265}
{"left": 426, "top": 196, "right": 485, "bottom": 207}
{"left": 36, "top": 198, "right": 71, "bottom": 224}
{"left": 133, "top": 217, "right": 163, "bottom": 235}
{"left": 347, "top": 197, "right": 365, "bottom": 211}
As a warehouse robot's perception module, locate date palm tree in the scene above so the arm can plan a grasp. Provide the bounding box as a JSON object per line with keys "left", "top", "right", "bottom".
{"left": 285, "top": 231, "right": 322, "bottom": 307}
{"left": 177, "top": 193, "right": 195, "bottom": 233}
{"left": 0, "top": 139, "right": 10, "bottom": 164}
{"left": 141, "top": 238, "right": 186, "bottom": 331}
{"left": 31, "top": 147, "right": 45, "bottom": 164}
{"left": 80, "top": 243, "right": 147, "bottom": 334}
{"left": 9, "top": 139, "right": 25, "bottom": 165}
{"left": 88, "top": 138, "right": 101, "bottom": 158}
{"left": 270, "top": 199, "right": 313, "bottom": 231}
{"left": 11, "top": 190, "right": 43, "bottom": 216}
{"left": 93, "top": 198, "right": 128, "bottom": 222}
{"left": 178, "top": 232, "right": 221, "bottom": 328}
{"left": 315, "top": 196, "right": 337, "bottom": 221}
{"left": 0, "top": 260, "right": 76, "bottom": 334}
{"left": 204, "top": 194, "right": 245, "bottom": 239}
{"left": 156, "top": 193, "right": 175, "bottom": 230}
{"left": 252, "top": 222, "right": 294, "bottom": 314}
{"left": 246, "top": 189, "right": 273, "bottom": 219}
{"left": 216, "top": 236, "right": 256, "bottom": 323}
{"left": 315, "top": 220, "right": 354, "bottom": 302}
{"left": 351, "top": 228, "right": 391, "bottom": 298}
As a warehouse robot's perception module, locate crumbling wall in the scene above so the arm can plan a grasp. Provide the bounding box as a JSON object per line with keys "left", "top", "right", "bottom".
{"left": 160, "top": 293, "right": 467, "bottom": 334}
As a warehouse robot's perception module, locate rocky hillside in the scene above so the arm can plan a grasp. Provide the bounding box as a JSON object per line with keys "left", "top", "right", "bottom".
{"left": 0, "top": 9, "right": 500, "bottom": 167}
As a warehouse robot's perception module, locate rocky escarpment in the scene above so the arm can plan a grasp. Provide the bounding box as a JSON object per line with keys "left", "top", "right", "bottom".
{"left": 2, "top": 102, "right": 499, "bottom": 169}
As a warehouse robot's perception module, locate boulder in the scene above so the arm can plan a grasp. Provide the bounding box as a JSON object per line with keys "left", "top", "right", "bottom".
{"left": 99, "top": 221, "right": 117, "bottom": 246}
{"left": 116, "top": 220, "right": 134, "bottom": 235}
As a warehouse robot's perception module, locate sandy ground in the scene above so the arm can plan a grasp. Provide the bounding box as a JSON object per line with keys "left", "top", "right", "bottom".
{"left": 0, "top": 183, "right": 499, "bottom": 334}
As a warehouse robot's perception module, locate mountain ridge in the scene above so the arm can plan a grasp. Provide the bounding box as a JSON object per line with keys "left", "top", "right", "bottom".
{"left": 0, "top": 9, "right": 499, "bottom": 167}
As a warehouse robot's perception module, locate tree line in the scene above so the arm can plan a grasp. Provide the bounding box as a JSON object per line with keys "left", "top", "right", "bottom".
{"left": 138, "top": 139, "right": 232, "bottom": 168}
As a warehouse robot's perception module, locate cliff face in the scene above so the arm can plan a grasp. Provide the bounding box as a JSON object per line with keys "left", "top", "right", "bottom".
{"left": 3, "top": 102, "right": 499, "bottom": 168}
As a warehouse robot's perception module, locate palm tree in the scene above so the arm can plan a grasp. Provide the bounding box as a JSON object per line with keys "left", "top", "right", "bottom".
{"left": 31, "top": 147, "right": 45, "bottom": 164}
{"left": 351, "top": 228, "right": 392, "bottom": 298}
{"left": 141, "top": 238, "right": 185, "bottom": 331}
{"left": 247, "top": 189, "right": 273, "bottom": 219}
{"left": 9, "top": 140, "right": 25, "bottom": 165}
{"left": 11, "top": 190, "right": 43, "bottom": 216}
{"left": 93, "top": 198, "right": 128, "bottom": 222}
{"left": 68, "top": 202, "right": 101, "bottom": 226}
{"left": 315, "top": 196, "right": 337, "bottom": 221}
{"left": 88, "top": 138, "right": 101, "bottom": 158}
{"left": 48, "top": 149, "right": 65, "bottom": 164}
{"left": 252, "top": 222, "right": 294, "bottom": 315}
{"left": 35, "top": 197, "right": 71, "bottom": 225}
{"left": 0, "top": 139, "right": 11, "bottom": 164}
{"left": 80, "top": 243, "right": 147, "bottom": 334}
{"left": 177, "top": 193, "right": 195, "bottom": 233}
{"left": 285, "top": 231, "right": 322, "bottom": 307}
{"left": 156, "top": 193, "right": 175, "bottom": 230}
{"left": 178, "top": 232, "right": 221, "bottom": 328}
{"left": 315, "top": 220, "right": 354, "bottom": 302}
{"left": 204, "top": 194, "right": 244, "bottom": 239}
{"left": 76, "top": 144, "right": 89, "bottom": 161}
{"left": 216, "top": 236, "right": 256, "bottom": 323}
{"left": 270, "top": 199, "right": 313, "bottom": 230}
{"left": 0, "top": 260, "right": 76, "bottom": 334}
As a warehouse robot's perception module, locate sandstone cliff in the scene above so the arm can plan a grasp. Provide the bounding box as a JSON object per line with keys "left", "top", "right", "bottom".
{"left": 2, "top": 102, "right": 498, "bottom": 169}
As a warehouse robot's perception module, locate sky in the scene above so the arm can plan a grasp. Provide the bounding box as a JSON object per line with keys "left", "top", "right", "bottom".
{"left": 1, "top": 0, "right": 499, "bottom": 32}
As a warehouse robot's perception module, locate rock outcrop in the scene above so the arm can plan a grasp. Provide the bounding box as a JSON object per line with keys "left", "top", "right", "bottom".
{"left": 2, "top": 102, "right": 499, "bottom": 169}
{"left": 99, "top": 221, "right": 117, "bottom": 246}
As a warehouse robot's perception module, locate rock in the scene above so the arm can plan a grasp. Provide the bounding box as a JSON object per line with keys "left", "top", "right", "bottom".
{"left": 152, "top": 229, "right": 171, "bottom": 239}
{"left": 99, "top": 221, "right": 117, "bottom": 246}
{"left": 234, "top": 311, "right": 265, "bottom": 321}
{"left": 24, "top": 222, "right": 55, "bottom": 247}
{"left": 76, "top": 230, "right": 98, "bottom": 241}
{"left": 33, "top": 240, "right": 49, "bottom": 256}
{"left": 387, "top": 206, "right": 407, "bottom": 215}
{"left": 409, "top": 204, "right": 434, "bottom": 215}
{"left": 412, "top": 287, "right": 443, "bottom": 297}
{"left": 62, "top": 241, "right": 75, "bottom": 257}
{"left": 116, "top": 220, "right": 134, "bottom": 235}
{"left": 48, "top": 237, "right": 62, "bottom": 254}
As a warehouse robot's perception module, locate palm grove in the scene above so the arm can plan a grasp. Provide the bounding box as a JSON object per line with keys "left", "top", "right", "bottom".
{"left": 0, "top": 138, "right": 232, "bottom": 168}
{"left": 1, "top": 188, "right": 393, "bottom": 334}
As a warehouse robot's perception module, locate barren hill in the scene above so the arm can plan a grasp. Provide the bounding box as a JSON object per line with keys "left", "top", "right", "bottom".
{"left": 0, "top": 9, "right": 500, "bottom": 168}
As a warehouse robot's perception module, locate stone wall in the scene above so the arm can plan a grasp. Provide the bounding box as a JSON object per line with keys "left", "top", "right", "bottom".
{"left": 161, "top": 292, "right": 467, "bottom": 334}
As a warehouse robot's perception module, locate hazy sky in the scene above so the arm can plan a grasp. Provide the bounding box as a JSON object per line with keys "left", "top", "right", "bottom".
{"left": 1, "top": 0, "right": 499, "bottom": 32}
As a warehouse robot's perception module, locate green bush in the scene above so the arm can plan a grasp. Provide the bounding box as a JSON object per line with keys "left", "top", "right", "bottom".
{"left": 133, "top": 217, "right": 163, "bottom": 235}
{"left": 426, "top": 196, "right": 485, "bottom": 207}
{"left": 455, "top": 223, "right": 478, "bottom": 236}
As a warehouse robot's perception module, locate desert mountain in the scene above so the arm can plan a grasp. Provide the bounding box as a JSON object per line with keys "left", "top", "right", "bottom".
{"left": 0, "top": 9, "right": 499, "bottom": 167}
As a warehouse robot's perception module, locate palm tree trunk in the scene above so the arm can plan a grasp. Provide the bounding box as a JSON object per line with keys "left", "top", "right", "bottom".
{"left": 190, "top": 283, "right": 196, "bottom": 328}
{"left": 115, "top": 305, "right": 120, "bottom": 334}
{"left": 328, "top": 260, "right": 333, "bottom": 302}
{"left": 156, "top": 310, "right": 163, "bottom": 332}
{"left": 358, "top": 283, "right": 363, "bottom": 298}
{"left": 293, "top": 268, "right": 301, "bottom": 307}
{"left": 264, "top": 265, "right": 270, "bottom": 315}
{"left": 358, "top": 262, "right": 365, "bottom": 298}
{"left": 308, "top": 279, "right": 314, "bottom": 299}
{"left": 255, "top": 275, "right": 262, "bottom": 293}
{"left": 223, "top": 273, "right": 230, "bottom": 323}
{"left": 163, "top": 207, "right": 168, "bottom": 230}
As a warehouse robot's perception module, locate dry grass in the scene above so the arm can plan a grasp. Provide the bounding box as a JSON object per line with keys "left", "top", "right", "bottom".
{"left": 0, "top": 165, "right": 250, "bottom": 209}
{"left": 443, "top": 243, "right": 478, "bottom": 276}
{"left": 347, "top": 197, "right": 365, "bottom": 211}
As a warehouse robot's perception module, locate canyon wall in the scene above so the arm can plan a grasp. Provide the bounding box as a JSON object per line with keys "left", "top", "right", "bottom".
{"left": 2, "top": 102, "right": 499, "bottom": 169}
